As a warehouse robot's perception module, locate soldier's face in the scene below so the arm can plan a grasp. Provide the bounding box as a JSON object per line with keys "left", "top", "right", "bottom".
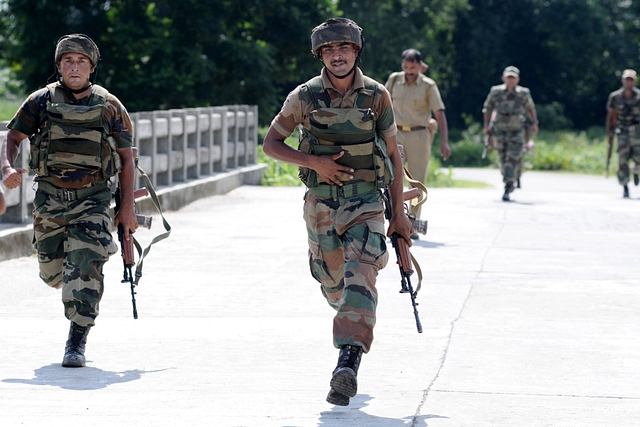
{"left": 502, "top": 75, "right": 519, "bottom": 89}
{"left": 402, "top": 60, "right": 420, "bottom": 84}
{"left": 321, "top": 42, "right": 357, "bottom": 77}
{"left": 622, "top": 77, "right": 636, "bottom": 90}
{"left": 57, "top": 52, "right": 94, "bottom": 90}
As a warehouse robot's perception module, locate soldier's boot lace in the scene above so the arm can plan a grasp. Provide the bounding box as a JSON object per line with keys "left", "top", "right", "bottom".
{"left": 327, "top": 344, "right": 363, "bottom": 404}
{"left": 62, "top": 322, "right": 91, "bottom": 368}
{"left": 623, "top": 184, "right": 630, "bottom": 198}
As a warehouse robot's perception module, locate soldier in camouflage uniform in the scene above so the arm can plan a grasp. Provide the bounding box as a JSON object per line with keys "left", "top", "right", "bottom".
{"left": 1, "top": 34, "right": 137, "bottom": 367}
{"left": 606, "top": 69, "right": 640, "bottom": 198}
{"left": 483, "top": 66, "right": 539, "bottom": 201}
{"left": 263, "top": 18, "right": 412, "bottom": 406}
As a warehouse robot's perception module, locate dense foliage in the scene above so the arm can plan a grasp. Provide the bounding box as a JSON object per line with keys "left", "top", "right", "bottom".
{"left": 2, "top": 0, "right": 640, "bottom": 129}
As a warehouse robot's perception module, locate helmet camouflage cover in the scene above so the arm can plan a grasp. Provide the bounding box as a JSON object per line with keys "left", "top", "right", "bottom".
{"left": 311, "top": 18, "right": 363, "bottom": 57}
{"left": 54, "top": 34, "right": 100, "bottom": 67}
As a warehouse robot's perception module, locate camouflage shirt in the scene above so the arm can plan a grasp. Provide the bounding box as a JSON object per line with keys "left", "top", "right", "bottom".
{"left": 8, "top": 83, "right": 133, "bottom": 189}
{"left": 606, "top": 87, "right": 640, "bottom": 130}
{"left": 271, "top": 67, "right": 397, "bottom": 140}
{"left": 483, "top": 84, "right": 535, "bottom": 132}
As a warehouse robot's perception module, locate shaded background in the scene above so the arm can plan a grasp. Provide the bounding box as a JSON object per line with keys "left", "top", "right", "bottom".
{"left": 1, "top": 0, "right": 639, "bottom": 129}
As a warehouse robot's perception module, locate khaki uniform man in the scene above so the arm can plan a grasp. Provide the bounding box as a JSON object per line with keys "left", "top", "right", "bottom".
{"left": 1, "top": 34, "right": 137, "bottom": 367}
{"left": 606, "top": 69, "right": 640, "bottom": 198}
{"left": 483, "top": 66, "right": 538, "bottom": 201}
{"left": 263, "top": 18, "right": 412, "bottom": 407}
{"left": 385, "top": 49, "right": 450, "bottom": 232}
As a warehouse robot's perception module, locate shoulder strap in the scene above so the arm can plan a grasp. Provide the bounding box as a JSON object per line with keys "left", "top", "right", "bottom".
{"left": 130, "top": 160, "right": 172, "bottom": 286}
{"left": 357, "top": 76, "right": 380, "bottom": 111}
{"left": 303, "top": 76, "right": 330, "bottom": 109}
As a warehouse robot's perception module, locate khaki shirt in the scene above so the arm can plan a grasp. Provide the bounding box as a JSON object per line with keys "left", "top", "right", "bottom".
{"left": 271, "top": 67, "right": 396, "bottom": 140}
{"left": 385, "top": 72, "right": 445, "bottom": 127}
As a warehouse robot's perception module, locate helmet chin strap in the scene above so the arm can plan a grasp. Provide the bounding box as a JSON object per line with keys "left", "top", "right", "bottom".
{"left": 60, "top": 80, "right": 93, "bottom": 95}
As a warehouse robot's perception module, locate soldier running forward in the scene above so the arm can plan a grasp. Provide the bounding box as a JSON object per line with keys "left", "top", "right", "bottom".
{"left": 606, "top": 69, "right": 640, "bottom": 198}
{"left": 482, "top": 66, "right": 539, "bottom": 201}
{"left": 263, "top": 18, "right": 413, "bottom": 406}
{"left": 1, "top": 34, "right": 137, "bottom": 367}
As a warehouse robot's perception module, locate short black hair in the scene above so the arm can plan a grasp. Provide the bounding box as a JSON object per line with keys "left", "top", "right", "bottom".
{"left": 401, "top": 49, "right": 422, "bottom": 63}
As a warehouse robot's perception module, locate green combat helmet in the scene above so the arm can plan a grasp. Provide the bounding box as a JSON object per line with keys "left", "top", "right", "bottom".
{"left": 311, "top": 18, "right": 363, "bottom": 58}
{"left": 311, "top": 18, "right": 364, "bottom": 80}
{"left": 54, "top": 34, "right": 100, "bottom": 67}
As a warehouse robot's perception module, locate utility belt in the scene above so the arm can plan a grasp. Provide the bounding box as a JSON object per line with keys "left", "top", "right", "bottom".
{"left": 398, "top": 125, "right": 427, "bottom": 132}
{"left": 37, "top": 181, "right": 109, "bottom": 202}
{"left": 307, "top": 181, "right": 378, "bottom": 199}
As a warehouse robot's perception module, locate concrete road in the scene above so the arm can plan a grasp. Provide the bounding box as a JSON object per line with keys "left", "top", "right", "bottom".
{"left": 1, "top": 168, "right": 639, "bottom": 426}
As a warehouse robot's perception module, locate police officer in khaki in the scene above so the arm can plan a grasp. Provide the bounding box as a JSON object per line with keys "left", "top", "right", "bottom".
{"left": 483, "top": 66, "right": 538, "bottom": 201}
{"left": 1, "top": 34, "right": 137, "bottom": 367}
{"left": 263, "top": 18, "right": 412, "bottom": 406}
{"left": 606, "top": 69, "right": 640, "bottom": 198}
{"left": 385, "top": 49, "right": 450, "bottom": 235}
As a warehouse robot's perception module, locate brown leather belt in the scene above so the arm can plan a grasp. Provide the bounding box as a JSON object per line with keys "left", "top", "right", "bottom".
{"left": 398, "top": 125, "right": 427, "bottom": 132}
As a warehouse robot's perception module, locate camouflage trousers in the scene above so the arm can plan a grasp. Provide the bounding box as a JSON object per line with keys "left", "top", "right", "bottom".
{"left": 494, "top": 128, "right": 525, "bottom": 184}
{"left": 616, "top": 132, "right": 640, "bottom": 186}
{"left": 303, "top": 189, "right": 389, "bottom": 353}
{"left": 32, "top": 186, "right": 117, "bottom": 327}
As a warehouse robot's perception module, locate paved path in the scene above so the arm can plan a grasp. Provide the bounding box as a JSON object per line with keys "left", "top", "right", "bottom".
{"left": 1, "top": 168, "right": 639, "bottom": 426}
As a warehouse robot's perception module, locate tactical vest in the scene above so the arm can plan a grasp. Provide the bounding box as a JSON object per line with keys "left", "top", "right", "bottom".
{"left": 492, "top": 86, "right": 528, "bottom": 132}
{"left": 612, "top": 88, "right": 640, "bottom": 130}
{"left": 29, "top": 83, "right": 122, "bottom": 179}
{"left": 297, "top": 76, "right": 395, "bottom": 189}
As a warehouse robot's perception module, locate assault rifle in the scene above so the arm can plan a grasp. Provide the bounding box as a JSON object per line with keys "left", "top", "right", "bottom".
{"left": 606, "top": 133, "right": 614, "bottom": 178}
{"left": 114, "top": 186, "right": 152, "bottom": 319}
{"left": 482, "top": 110, "right": 497, "bottom": 159}
{"left": 383, "top": 187, "right": 424, "bottom": 333}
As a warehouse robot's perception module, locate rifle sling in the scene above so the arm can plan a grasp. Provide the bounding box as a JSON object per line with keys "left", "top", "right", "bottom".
{"left": 130, "top": 164, "right": 172, "bottom": 286}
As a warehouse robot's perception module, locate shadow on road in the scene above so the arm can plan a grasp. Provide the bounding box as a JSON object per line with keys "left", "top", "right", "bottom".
{"left": 2, "top": 363, "right": 172, "bottom": 390}
{"left": 317, "top": 393, "right": 448, "bottom": 426}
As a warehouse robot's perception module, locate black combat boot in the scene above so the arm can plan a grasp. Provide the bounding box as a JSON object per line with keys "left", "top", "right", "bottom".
{"left": 502, "top": 182, "right": 514, "bottom": 201}
{"left": 634, "top": 174, "right": 639, "bottom": 186}
{"left": 62, "top": 322, "right": 91, "bottom": 368}
{"left": 326, "top": 345, "right": 363, "bottom": 406}
{"left": 623, "top": 184, "right": 630, "bottom": 198}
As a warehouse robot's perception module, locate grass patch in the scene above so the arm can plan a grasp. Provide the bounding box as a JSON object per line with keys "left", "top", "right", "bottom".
{"left": 0, "top": 98, "right": 22, "bottom": 121}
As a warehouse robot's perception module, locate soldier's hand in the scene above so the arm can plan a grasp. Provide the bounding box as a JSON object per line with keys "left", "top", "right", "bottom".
{"left": 531, "top": 122, "right": 539, "bottom": 134}
{"left": 440, "top": 142, "right": 451, "bottom": 161}
{"left": 314, "top": 151, "right": 354, "bottom": 186}
{"left": 1, "top": 167, "right": 29, "bottom": 190}
{"left": 387, "top": 213, "right": 413, "bottom": 247}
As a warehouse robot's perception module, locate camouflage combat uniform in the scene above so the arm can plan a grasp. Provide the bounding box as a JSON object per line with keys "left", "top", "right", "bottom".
{"left": 606, "top": 86, "right": 640, "bottom": 186}
{"left": 270, "top": 67, "right": 396, "bottom": 353}
{"left": 483, "top": 84, "right": 535, "bottom": 184}
{"left": 8, "top": 82, "right": 133, "bottom": 327}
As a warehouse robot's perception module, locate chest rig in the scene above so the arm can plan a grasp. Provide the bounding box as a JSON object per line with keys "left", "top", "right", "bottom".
{"left": 493, "top": 87, "right": 527, "bottom": 132}
{"left": 297, "top": 76, "right": 395, "bottom": 191}
{"left": 29, "top": 83, "right": 122, "bottom": 179}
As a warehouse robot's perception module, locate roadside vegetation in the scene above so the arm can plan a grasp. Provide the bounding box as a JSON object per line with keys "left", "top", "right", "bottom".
{"left": 258, "top": 125, "right": 613, "bottom": 188}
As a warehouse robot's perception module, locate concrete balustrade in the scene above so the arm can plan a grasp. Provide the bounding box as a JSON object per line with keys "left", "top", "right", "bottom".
{"left": 0, "top": 104, "right": 260, "bottom": 224}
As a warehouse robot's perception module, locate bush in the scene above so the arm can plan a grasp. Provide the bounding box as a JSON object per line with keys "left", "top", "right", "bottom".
{"left": 536, "top": 102, "right": 574, "bottom": 131}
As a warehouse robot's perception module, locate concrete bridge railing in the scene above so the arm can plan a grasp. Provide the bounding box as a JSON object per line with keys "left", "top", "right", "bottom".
{"left": 0, "top": 104, "right": 260, "bottom": 224}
